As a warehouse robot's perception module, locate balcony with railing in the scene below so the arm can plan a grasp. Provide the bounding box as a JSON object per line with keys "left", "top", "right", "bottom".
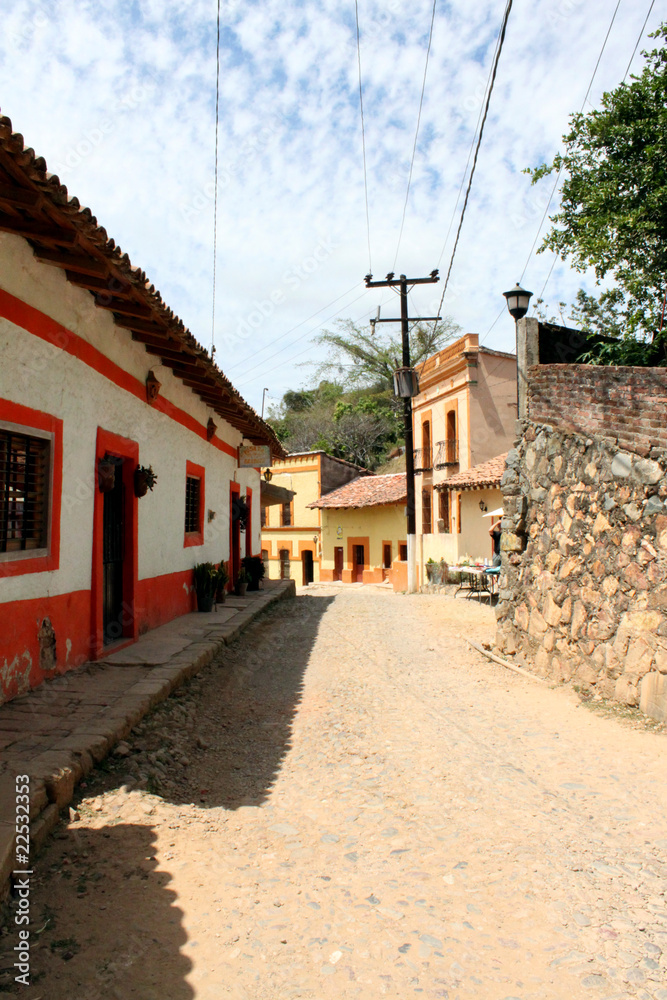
{"left": 434, "top": 439, "right": 459, "bottom": 468}
{"left": 413, "top": 447, "right": 433, "bottom": 474}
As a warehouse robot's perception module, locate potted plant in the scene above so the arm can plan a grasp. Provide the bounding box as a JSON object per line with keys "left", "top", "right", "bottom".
{"left": 235, "top": 567, "right": 248, "bottom": 597}
{"left": 193, "top": 562, "right": 217, "bottom": 612}
{"left": 242, "top": 555, "right": 265, "bottom": 592}
{"left": 214, "top": 561, "right": 229, "bottom": 603}
{"left": 134, "top": 464, "right": 158, "bottom": 498}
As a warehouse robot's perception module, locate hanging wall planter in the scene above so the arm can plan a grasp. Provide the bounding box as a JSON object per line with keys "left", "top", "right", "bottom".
{"left": 134, "top": 464, "right": 158, "bottom": 498}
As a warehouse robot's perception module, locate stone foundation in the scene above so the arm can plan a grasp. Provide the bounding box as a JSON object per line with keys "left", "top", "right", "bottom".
{"left": 495, "top": 421, "right": 667, "bottom": 717}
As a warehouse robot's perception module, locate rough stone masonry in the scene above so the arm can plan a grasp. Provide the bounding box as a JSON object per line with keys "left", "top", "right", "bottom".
{"left": 495, "top": 419, "right": 667, "bottom": 720}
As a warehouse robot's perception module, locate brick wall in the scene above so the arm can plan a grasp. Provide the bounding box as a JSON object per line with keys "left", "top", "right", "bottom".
{"left": 528, "top": 365, "right": 667, "bottom": 457}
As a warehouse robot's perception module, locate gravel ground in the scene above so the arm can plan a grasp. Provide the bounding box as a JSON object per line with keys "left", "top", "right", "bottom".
{"left": 2, "top": 587, "right": 666, "bottom": 1000}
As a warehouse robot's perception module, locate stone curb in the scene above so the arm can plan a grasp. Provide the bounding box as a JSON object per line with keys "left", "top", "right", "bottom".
{"left": 1, "top": 580, "right": 295, "bottom": 904}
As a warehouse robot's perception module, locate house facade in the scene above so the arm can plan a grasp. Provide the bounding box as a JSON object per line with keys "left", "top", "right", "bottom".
{"left": 0, "top": 116, "right": 283, "bottom": 705}
{"left": 432, "top": 454, "right": 507, "bottom": 565}
{"left": 412, "top": 333, "right": 516, "bottom": 571}
{"left": 308, "top": 474, "right": 407, "bottom": 587}
{"left": 261, "top": 451, "right": 369, "bottom": 586}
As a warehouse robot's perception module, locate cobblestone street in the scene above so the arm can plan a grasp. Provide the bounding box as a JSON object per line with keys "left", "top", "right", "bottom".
{"left": 7, "top": 588, "right": 667, "bottom": 1000}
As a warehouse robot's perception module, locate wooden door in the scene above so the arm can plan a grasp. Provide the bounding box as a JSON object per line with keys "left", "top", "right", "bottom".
{"left": 102, "top": 456, "right": 125, "bottom": 645}
{"left": 333, "top": 546, "right": 343, "bottom": 581}
{"left": 302, "top": 549, "right": 314, "bottom": 584}
{"left": 279, "top": 548, "right": 290, "bottom": 579}
{"left": 354, "top": 544, "right": 365, "bottom": 583}
{"left": 382, "top": 543, "right": 391, "bottom": 581}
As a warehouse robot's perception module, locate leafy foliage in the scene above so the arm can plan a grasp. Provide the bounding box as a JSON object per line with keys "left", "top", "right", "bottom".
{"left": 528, "top": 25, "right": 667, "bottom": 364}
{"left": 309, "top": 317, "right": 460, "bottom": 391}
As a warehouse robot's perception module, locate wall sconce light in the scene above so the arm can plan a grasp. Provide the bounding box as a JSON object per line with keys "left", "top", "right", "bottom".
{"left": 208, "top": 509, "right": 216, "bottom": 522}
{"left": 263, "top": 469, "right": 273, "bottom": 482}
{"left": 145, "top": 370, "right": 161, "bottom": 406}
{"left": 479, "top": 500, "right": 488, "bottom": 512}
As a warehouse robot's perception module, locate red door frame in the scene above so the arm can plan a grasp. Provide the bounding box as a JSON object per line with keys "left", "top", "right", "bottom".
{"left": 91, "top": 428, "right": 139, "bottom": 658}
{"left": 230, "top": 481, "right": 241, "bottom": 585}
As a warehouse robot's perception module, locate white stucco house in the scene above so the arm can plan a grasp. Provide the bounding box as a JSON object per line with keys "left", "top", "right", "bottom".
{"left": 0, "top": 115, "right": 284, "bottom": 705}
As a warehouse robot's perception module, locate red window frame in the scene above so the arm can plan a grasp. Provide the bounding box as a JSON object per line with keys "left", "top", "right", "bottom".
{"left": 184, "top": 460, "right": 205, "bottom": 548}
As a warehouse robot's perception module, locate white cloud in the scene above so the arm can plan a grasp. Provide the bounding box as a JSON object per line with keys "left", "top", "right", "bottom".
{"left": 0, "top": 0, "right": 661, "bottom": 409}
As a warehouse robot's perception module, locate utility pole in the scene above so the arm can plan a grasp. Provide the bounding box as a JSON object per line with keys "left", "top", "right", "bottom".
{"left": 364, "top": 271, "right": 440, "bottom": 594}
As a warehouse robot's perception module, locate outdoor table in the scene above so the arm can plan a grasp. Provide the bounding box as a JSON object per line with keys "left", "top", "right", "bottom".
{"left": 452, "top": 565, "right": 496, "bottom": 603}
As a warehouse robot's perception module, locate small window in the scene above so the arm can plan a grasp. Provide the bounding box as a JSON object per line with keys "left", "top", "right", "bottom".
{"left": 457, "top": 492, "right": 462, "bottom": 534}
{"left": 260, "top": 505, "right": 267, "bottom": 527}
{"left": 281, "top": 502, "right": 292, "bottom": 527}
{"left": 279, "top": 548, "right": 290, "bottom": 579}
{"left": 399, "top": 543, "right": 407, "bottom": 561}
{"left": 0, "top": 430, "right": 50, "bottom": 554}
{"left": 185, "top": 475, "right": 201, "bottom": 534}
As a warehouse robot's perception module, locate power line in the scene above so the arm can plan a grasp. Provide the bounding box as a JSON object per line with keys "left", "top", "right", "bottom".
{"left": 233, "top": 289, "right": 370, "bottom": 386}
{"left": 623, "top": 0, "right": 655, "bottom": 82}
{"left": 355, "top": 0, "right": 373, "bottom": 273}
{"left": 210, "top": 0, "right": 221, "bottom": 358}
{"left": 392, "top": 0, "right": 438, "bottom": 270}
{"left": 436, "top": 22, "right": 504, "bottom": 269}
{"left": 530, "top": 0, "right": 622, "bottom": 311}
{"left": 433, "top": 0, "right": 514, "bottom": 330}
{"left": 225, "top": 282, "right": 361, "bottom": 372}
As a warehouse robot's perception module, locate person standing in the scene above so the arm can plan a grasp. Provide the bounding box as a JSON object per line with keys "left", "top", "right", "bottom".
{"left": 489, "top": 517, "right": 502, "bottom": 567}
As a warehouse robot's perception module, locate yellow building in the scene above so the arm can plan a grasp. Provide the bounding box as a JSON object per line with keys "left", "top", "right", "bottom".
{"left": 433, "top": 453, "right": 507, "bottom": 565}
{"left": 308, "top": 475, "right": 407, "bottom": 587}
{"left": 412, "top": 333, "right": 515, "bottom": 570}
{"left": 261, "top": 451, "right": 370, "bottom": 586}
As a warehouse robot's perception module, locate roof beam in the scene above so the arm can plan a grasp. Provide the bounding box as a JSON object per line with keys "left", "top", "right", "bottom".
{"left": 0, "top": 183, "right": 39, "bottom": 207}
{"left": 0, "top": 213, "right": 77, "bottom": 246}
{"left": 64, "top": 272, "right": 134, "bottom": 297}
{"left": 94, "top": 295, "right": 153, "bottom": 318}
{"left": 34, "top": 248, "right": 107, "bottom": 276}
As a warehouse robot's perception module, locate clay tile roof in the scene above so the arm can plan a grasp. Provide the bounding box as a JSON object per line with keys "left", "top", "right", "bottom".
{"left": 434, "top": 453, "right": 508, "bottom": 491}
{"left": 308, "top": 474, "right": 407, "bottom": 509}
{"left": 0, "top": 115, "right": 285, "bottom": 458}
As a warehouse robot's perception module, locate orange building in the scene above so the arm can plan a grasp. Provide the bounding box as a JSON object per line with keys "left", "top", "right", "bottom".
{"left": 261, "top": 451, "right": 370, "bottom": 586}
{"left": 309, "top": 474, "right": 407, "bottom": 587}
{"left": 412, "top": 333, "right": 516, "bottom": 570}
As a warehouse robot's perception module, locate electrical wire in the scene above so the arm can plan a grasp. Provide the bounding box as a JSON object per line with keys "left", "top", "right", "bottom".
{"left": 392, "top": 0, "right": 438, "bottom": 270}
{"left": 436, "top": 23, "right": 504, "bottom": 269}
{"left": 527, "top": 0, "right": 622, "bottom": 310}
{"left": 210, "top": 0, "right": 221, "bottom": 358}
{"left": 432, "top": 0, "right": 513, "bottom": 331}
{"left": 225, "top": 282, "right": 361, "bottom": 372}
{"left": 233, "top": 289, "right": 370, "bottom": 386}
{"left": 623, "top": 0, "right": 656, "bottom": 82}
{"left": 355, "top": 0, "right": 373, "bottom": 273}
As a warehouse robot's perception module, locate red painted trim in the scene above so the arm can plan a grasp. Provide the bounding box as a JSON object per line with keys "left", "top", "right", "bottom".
{"left": 245, "top": 486, "right": 252, "bottom": 557}
{"left": 91, "top": 428, "right": 139, "bottom": 659}
{"left": 0, "top": 287, "right": 238, "bottom": 459}
{"left": 0, "top": 589, "right": 92, "bottom": 702}
{"left": 230, "top": 481, "right": 240, "bottom": 584}
{"left": 184, "top": 459, "right": 205, "bottom": 548}
{"left": 136, "top": 567, "right": 196, "bottom": 629}
{"left": 0, "top": 398, "right": 62, "bottom": 578}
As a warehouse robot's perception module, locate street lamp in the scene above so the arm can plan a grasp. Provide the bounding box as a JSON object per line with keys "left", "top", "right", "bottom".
{"left": 503, "top": 283, "right": 533, "bottom": 321}
{"left": 503, "top": 283, "right": 533, "bottom": 415}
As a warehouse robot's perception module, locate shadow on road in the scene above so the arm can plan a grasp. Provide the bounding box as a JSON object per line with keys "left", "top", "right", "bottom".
{"left": 0, "top": 824, "right": 193, "bottom": 1000}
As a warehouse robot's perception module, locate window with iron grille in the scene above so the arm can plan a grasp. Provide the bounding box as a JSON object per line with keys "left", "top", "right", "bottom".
{"left": 438, "top": 489, "right": 450, "bottom": 533}
{"left": 281, "top": 502, "right": 292, "bottom": 527}
{"left": 0, "top": 430, "right": 50, "bottom": 555}
{"left": 184, "top": 476, "right": 201, "bottom": 534}
{"left": 260, "top": 505, "right": 267, "bottom": 527}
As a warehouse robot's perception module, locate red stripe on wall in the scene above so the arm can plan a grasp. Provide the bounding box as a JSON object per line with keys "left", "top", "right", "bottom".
{"left": 0, "top": 287, "right": 238, "bottom": 458}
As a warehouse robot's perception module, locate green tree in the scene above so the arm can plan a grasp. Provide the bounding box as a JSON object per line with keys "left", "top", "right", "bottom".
{"left": 528, "top": 25, "right": 667, "bottom": 363}
{"left": 310, "top": 316, "right": 461, "bottom": 391}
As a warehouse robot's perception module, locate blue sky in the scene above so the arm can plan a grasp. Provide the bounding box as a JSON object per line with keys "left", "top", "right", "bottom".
{"left": 0, "top": 0, "right": 662, "bottom": 412}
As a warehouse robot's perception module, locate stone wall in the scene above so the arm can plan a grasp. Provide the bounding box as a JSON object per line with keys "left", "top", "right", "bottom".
{"left": 495, "top": 417, "right": 667, "bottom": 718}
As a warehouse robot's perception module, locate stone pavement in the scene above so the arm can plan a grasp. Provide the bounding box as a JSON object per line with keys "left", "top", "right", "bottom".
{"left": 0, "top": 579, "right": 295, "bottom": 900}
{"left": 5, "top": 587, "right": 666, "bottom": 999}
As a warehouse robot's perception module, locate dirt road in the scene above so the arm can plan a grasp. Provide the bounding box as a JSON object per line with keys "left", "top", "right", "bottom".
{"left": 4, "top": 588, "right": 666, "bottom": 999}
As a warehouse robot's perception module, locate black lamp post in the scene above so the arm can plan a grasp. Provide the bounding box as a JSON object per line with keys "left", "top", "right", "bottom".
{"left": 503, "top": 283, "right": 533, "bottom": 414}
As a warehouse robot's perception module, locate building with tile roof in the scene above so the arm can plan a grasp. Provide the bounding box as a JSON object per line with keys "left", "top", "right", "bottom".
{"left": 0, "top": 116, "right": 284, "bottom": 704}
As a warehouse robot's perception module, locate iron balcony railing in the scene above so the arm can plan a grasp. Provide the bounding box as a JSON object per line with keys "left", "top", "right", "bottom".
{"left": 434, "top": 439, "right": 459, "bottom": 468}
{"left": 413, "top": 447, "right": 433, "bottom": 474}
